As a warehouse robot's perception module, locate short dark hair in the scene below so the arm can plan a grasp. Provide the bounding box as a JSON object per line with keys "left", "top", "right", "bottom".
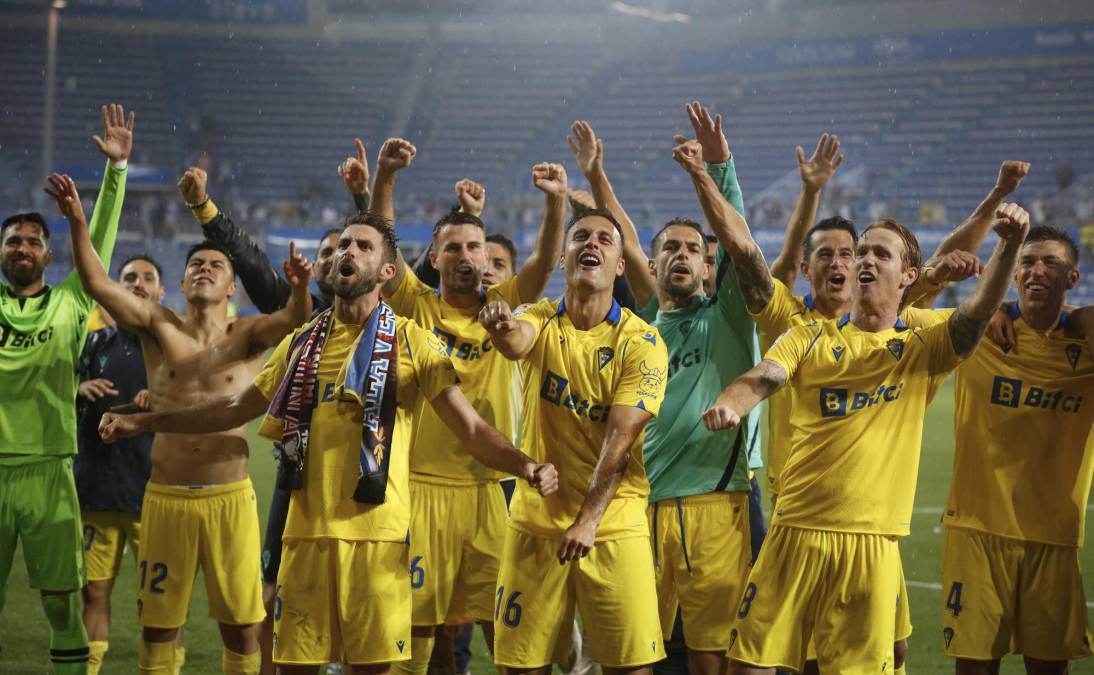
{"left": 862, "top": 218, "right": 922, "bottom": 271}
{"left": 344, "top": 211, "right": 399, "bottom": 263}
{"left": 565, "top": 208, "right": 625, "bottom": 242}
{"left": 803, "top": 216, "right": 857, "bottom": 261}
{"left": 1025, "top": 225, "right": 1079, "bottom": 266}
{"left": 1, "top": 212, "right": 50, "bottom": 241}
{"left": 184, "top": 241, "right": 235, "bottom": 275}
{"left": 485, "top": 233, "right": 518, "bottom": 268}
{"left": 704, "top": 233, "right": 717, "bottom": 244}
{"left": 321, "top": 227, "right": 343, "bottom": 242}
{"left": 117, "top": 254, "right": 164, "bottom": 282}
{"left": 433, "top": 208, "right": 485, "bottom": 242}
{"left": 649, "top": 217, "right": 705, "bottom": 252}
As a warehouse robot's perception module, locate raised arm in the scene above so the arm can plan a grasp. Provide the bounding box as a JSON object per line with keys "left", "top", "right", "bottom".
{"left": 339, "top": 137, "right": 372, "bottom": 214}
{"left": 429, "top": 385, "right": 557, "bottom": 495}
{"left": 479, "top": 300, "right": 537, "bottom": 360}
{"left": 568, "top": 121, "right": 656, "bottom": 306}
{"left": 701, "top": 359, "right": 787, "bottom": 432}
{"left": 515, "top": 163, "right": 568, "bottom": 303}
{"left": 179, "top": 167, "right": 297, "bottom": 314}
{"left": 556, "top": 405, "right": 652, "bottom": 562}
{"left": 947, "top": 204, "right": 1030, "bottom": 357}
{"left": 455, "top": 178, "right": 485, "bottom": 218}
{"left": 370, "top": 138, "right": 416, "bottom": 296}
{"left": 45, "top": 174, "right": 160, "bottom": 330}
{"left": 673, "top": 139, "right": 774, "bottom": 313}
{"left": 770, "top": 132, "right": 844, "bottom": 287}
{"left": 99, "top": 383, "right": 270, "bottom": 442}
{"left": 245, "top": 242, "right": 313, "bottom": 349}
{"left": 86, "top": 103, "right": 134, "bottom": 272}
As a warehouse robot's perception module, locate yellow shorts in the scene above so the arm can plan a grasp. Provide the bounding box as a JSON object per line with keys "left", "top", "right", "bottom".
{"left": 942, "top": 527, "right": 1094, "bottom": 661}
{"left": 273, "top": 538, "right": 410, "bottom": 666}
{"left": 649, "top": 492, "right": 751, "bottom": 652}
{"left": 137, "top": 479, "right": 264, "bottom": 629}
{"left": 493, "top": 526, "right": 663, "bottom": 669}
{"left": 81, "top": 511, "right": 141, "bottom": 582}
{"left": 728, "top": 525, "right": 901, "bottom": 674}
{"left": 409, "top": 478, "right": 506, "bottom": 626}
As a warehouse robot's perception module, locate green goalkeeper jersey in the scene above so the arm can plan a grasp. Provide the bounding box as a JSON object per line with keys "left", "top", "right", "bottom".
{"left": 0, "top": 163, "right": 126, "bottom": 458}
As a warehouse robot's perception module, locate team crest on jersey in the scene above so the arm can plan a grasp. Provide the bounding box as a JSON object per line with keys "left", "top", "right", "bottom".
{"left": 396, "top": 640, "right": 406, "bottom": 653}
{"left": 943, "top": 627, "right": 954, "bottom": 648}
{"left": 638, "top": 360, "right": 666, "bottom": 397}
{"left": 885, "top": 338, "right": 905, "bottom": 360}
{"left": 832, "top": 345, "right": 845, "bottom": 362}
{"left": 1066, "top": 344, "right": 1082, "bottom": 371}
{"left": 641, "top": 331, "right": 658, "bottom": 346}
{"left": 597, "top": 346, "right": 614, "bottom": 370}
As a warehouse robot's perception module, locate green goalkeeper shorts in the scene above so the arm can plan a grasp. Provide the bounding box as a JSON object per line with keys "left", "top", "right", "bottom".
{"left": 0, "top": 456, "right": 86, "bottom": 604}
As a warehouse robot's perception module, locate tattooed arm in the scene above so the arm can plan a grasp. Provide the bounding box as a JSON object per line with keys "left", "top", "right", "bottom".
{"left": 701, "top": 359, "right": 788, "bottom": 432}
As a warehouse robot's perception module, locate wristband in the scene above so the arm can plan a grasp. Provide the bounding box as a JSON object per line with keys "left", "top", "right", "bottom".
{"left": 111, "top": 159, "right": 128, "bottom": 170}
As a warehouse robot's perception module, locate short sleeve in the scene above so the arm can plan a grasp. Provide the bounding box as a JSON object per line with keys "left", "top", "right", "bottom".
{"left": 405, "top": 320, "right": 459, "bottom": 402}
{"left": 917, "top": 319, "right": 963, "bottom": 375}
{"left": 900, "top": 305, "right": 954, "bottom": 329}
{"left": 612, "top": 327, "right": 669, "bottom": 416}
{"left": 254, "top": 332, "right": 295, "bottom": 401}
{"left": 487, "top": 277, "right": 523, "bottom": 308}
{"left": 386, "top": 266, "right": 431, "bottom": 317}
{"left": 750, "top": 278, "right": 805, "bottom": 340}
{"left": 512, "top": 298, "right": 555, "bottom": 339}
{"left": 762, "top": 324, "right": 818, "bottom": 382}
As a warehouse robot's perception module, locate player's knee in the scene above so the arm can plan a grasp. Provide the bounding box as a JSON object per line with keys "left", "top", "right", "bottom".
{"left": 218, "top": 622, "right": 260, "bottom": 654}
{"left": 41, "top": 591, "right": 82, "bottom": 631}
{"left": 411, "top": 624, "right": 439, "bottom": 638}
{"left": 82, "top": 580, "right": 112, "bottom": 609}
{"left": 142, "top": 626, "right": 180, "bottom": 644}
{"left": 893, "top": 639, "right": 908, "bottom": 669}
{"left": 1021, "top": 656, "right": 1067, "bottom": 675}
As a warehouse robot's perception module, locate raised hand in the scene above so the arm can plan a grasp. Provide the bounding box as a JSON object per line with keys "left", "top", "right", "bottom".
{"left": 376, "top": 138, "right": 416, "bottom": 174}
{"left": 532, "top": 163, "right": 568, "bottom": 197}
{"left": 566, "top": 121, "right": 603, "bottom": 177}
{"left": 92, "top": 103, "right": 135, "bottom": 163}
{"left": 455, "top": 178, "right": 486, "bottom": 216}
{"left": 796, "top": 132, "right": 844, "bottom": 192}
{"left": 283, "top": 241, "right": 314, "bottom": 289}
{"left": 525, "top": 462, "right": 559, "bottom": 496}
{"left": 683, "top": 100, "right": 730, "bottom": 163}
{"left": 78, "top": 378, "right": 119, "bottom": 402}
{"left": 701, "top": 404, "right": 740, "bottom": 432}
{"left": 926, "top": 250, "right": 982, "bottom": 285}
{"left": 567, "top": 189, "right": 596, "bottom": 216}
{"left": 339, "top": 138, "right": 370, "bottom": 195}
{"left": 672, "top": 138, "right": 705, "bottom": 176}
{"left": 992, "top": 203, "right": 1030, "bottom": 243}
{"left": 177, "top": 167, "right": 209, "bottom": 206}
{"left": 556, "top": 519, "right": 596, "bottom": 564}
{"left": 43, "top": 173, "right": 86, "bottom": 224}
{"left": 478, "top": 300, "right": 518, "bottom": 334}
{"left": 986, "top": 304, "right": 1018, "bottom": 353}
{"left": 99, "top": 412, "right": 145, "bottom": 443}
{"left": 995, "top": 160, "right": 1031, "bottom": 196}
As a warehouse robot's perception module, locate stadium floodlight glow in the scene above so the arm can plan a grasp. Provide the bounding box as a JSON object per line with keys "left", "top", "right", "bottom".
{"left": 610, "top": 1, "right": 690, "bottom": 24}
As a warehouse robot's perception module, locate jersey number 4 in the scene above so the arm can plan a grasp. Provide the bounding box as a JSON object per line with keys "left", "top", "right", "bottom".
{"left": 946, "top": 581, "right": 963, "bottom": 616}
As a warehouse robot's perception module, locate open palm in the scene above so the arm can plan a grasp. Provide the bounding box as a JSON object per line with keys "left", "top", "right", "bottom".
{"left": 93, "top": 103, "right": 135, "bottom": 163}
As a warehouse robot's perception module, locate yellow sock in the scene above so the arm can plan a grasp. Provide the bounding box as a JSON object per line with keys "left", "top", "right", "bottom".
{"left": 139, "top": 639, "right": 176, "bottom": 675}
{"left": 894, "top": 665, "right": 906, "bottom": 675}
{"left": 87, "top": 640, "right": 108, "bottom": 675}
{"left": 391, "top": 635, "right": 434, "bottom": 675}
{"left": 174, "top": 644, "right": 186, "bottom": 675}
{"left": 223, "top": 647, "right": 261, "bottom": 675}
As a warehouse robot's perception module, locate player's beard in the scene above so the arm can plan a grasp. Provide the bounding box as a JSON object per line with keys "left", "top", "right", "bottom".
{"left": 334, "top": 272, "right": 378, "bottom": 300}
{"left": 659, "top": 265, "right": 701, "bottom": 301}
{"left": 1, "top": 254, "right": 45, "bottom": 289}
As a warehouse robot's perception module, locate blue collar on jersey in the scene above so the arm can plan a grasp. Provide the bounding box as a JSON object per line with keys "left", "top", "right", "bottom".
{"left": 434, "top": 285, "right": 488, "bottom": 305}
{"left": 557, "top": 297, "right": 622, "bottom": 325}
{"left": 837, "top": 313, "right": 907, "bottom": 330}
{"left": 1009, "top": 301, "right": 1070, "bottom": 331}
{"left": 803, "top": 293, "right": 816, "bottom": 310}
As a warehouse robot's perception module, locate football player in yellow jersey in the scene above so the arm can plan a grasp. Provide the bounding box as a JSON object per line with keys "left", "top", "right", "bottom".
{"left": 100, "top": 214, "right": 559, "bottom": 674}
{"left": 700, "top": 204, "right": 1030, "bottom": 675}
{"left": 365, "top": 137, "right": 568, "bottom": 672}
{"left": 942, "top": 225, "right": 1094, "bottom": 674}
{"left": 479, "top": 208, "right": 669, "bottom": 674}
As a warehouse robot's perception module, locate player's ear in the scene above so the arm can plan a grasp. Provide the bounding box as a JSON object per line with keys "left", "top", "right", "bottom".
{"left": 647, "top": 258, "right": 656, "bottom": 277}
{"left": 379, "top": 260, "right": 397, "bottom": 283}
{"left": 155, "top": 286, "right": 166, "bottom": 302}
{"left": 1067, "top": 266, "right": 1080, "bottom": 290}
{"left": 227, "top": 278, "right": 237, "bottom": 299}
{"left": 900, "top": 261, "right": 919, "bottom": 290}
{"left": 617, "top": 253, "right": 626, "bottom": 278}
{"left": 43, "top": 249, "right": 53, "bottom": 268}
{"left": 800, "top": 258, "right": 810, "bottom": 280}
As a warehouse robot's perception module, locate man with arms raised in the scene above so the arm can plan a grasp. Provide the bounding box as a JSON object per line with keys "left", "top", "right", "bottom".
{"left": 44, "top": 167, "right": 312, "bottom": 675}
{"left": 941, "top": 225, "right": 1094, "bottom": 674}
{"left": 367, "top": 138, "right": 567, "bottom": 672}
{"left": 700, "top": 195, "right": 1029, "bottom": 673}
{"left": 480, "top": 207, "right": 669, "bottom": 674}
{"left": 100, "top": 213, "right": 558, "bottom": 674}
{"left": 565, "top": 107, "right": 758, "bottom": 675}
{"left": 0, "top": 103, "right": 132, "bottom": 675}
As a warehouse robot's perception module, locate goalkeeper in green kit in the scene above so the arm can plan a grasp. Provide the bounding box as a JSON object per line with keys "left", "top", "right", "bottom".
{"left": 0, "top": 103, "right": 134, "bottom": 674}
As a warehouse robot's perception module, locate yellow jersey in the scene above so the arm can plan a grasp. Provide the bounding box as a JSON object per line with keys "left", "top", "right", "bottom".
{"left": 386, "top": 270, "right": 525, "bottom": 485}
{"left": 254, "top": 314, "right": 457, "bottom": 542}
{"left": 752, "top": 279, "right": 950, "bottom": 497}
{"left": 765, "top": 313, "right": 962, "bottom": 535}
{"left": 508, "top": 297, "right": 669, "bottom": 541}
{"left": 945, "top": 308, "right": 1094, "bottom": 547}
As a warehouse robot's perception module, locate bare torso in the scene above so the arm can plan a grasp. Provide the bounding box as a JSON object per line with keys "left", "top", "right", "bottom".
{"left": 140, "top": 310, "right": 267, "bottom": 485}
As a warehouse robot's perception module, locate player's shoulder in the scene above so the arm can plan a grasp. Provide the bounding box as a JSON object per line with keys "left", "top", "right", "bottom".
{"left": 512, "top": 296, "right": 558, "bottom": 321}
{"left": 617, "top": 307, "right": 666, "bottom": 356}
{"left": 900, "top": 305, "right": 954, "bottom": 329}
{"left": 486, "top": 277, "right": 522, "bottom": 304}
{"left": 396, "top": 315, "right": 448, "bottom": 357}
